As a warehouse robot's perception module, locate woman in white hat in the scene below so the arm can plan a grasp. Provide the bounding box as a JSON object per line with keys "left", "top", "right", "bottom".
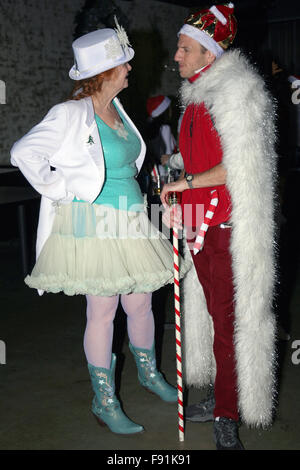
{"left": 10, "top": 21, "right": 189, "bottom": 435}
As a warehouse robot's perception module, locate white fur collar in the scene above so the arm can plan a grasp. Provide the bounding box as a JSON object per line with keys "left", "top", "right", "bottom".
{"left": 180, "top": 49, "right": 264, "bottom": 111}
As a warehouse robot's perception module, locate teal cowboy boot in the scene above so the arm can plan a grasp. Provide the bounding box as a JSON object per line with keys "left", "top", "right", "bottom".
{"left": 129, "top": 342, "right": 177, "bottom": 403}
{"left": 88, "top": 354, "right": 144, "bottom": 435}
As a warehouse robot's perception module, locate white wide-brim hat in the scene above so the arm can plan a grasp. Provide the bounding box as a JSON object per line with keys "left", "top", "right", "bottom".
{"left": 69, "top": 28, "right": 134, "bottom": 81}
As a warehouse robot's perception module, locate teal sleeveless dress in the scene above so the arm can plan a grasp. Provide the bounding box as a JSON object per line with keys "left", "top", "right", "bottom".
{"left": 25, "top": 105, "right": 190, "bottom": 296}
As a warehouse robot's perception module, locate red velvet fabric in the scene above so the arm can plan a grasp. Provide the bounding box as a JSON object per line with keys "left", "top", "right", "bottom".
{"left": 179, "top": 99, "right": 232, "bottom": 228}
{"left": 185, "top": 6, "right": 237, "bottom": 45}
{"left": 187, "top": 225, "right": 239, "bottom": 421}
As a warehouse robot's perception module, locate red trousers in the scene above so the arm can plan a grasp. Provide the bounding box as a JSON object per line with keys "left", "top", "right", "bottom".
{"left": 187, "top": 224, "right": 239, "bottom": 421}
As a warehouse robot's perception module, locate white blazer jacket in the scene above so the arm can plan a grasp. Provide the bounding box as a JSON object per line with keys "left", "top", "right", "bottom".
{"left": 11, "top": 96, "right": 146, "bottom": 263}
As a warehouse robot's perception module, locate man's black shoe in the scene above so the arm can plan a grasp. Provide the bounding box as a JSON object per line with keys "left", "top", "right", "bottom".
{"left": 213, "top": 417, "right": 244, "bottom": 450}
{"left": 185, "top": 389, "right": 215, "bottom": 422}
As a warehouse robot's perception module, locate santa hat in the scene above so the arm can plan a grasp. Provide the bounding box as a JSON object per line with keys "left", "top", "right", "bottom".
{"left": 178, "top": 3, "right": 237, "bottom": 58}
{"left": 288, "top": 75, "right": 300, "bottom": 86}
{"left": 146, "top": 95, "right": 171, "bottom": 118}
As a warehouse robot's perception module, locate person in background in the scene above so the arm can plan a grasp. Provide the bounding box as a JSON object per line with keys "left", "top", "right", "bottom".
{"left": 146, "top": 95, "right": 177, "bottom": 188}
{"left": 160, "top": 111, "right": 185, "bottom": 176}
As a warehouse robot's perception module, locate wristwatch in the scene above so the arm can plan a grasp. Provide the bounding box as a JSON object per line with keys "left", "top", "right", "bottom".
{"left": 185, "top": 173, "right": 194, "bottom": 189}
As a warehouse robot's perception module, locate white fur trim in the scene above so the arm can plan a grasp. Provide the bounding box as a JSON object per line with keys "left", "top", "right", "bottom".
{"left": 209, "top": 6, "right": 227, "bottom": 25}
{"left": 178, "top": 25, "right": 224, "bottom": 58}
{"left": 182, "top": 238, "right": 216, "bottom": 386}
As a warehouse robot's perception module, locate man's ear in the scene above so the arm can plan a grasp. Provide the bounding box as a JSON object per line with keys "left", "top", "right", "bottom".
{"left": 206, "top": 50, "right": 216, "bottom": 64}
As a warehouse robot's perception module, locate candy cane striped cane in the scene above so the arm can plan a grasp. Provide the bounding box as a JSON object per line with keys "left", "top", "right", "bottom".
{"left": 170, "top": 193, "right": 184, "bottom": 442}
{"left": 193, "top": 189, "right": 219, "bottom": 255}
{"left": 151, "top": 164, "right": 160, "bottom": 191}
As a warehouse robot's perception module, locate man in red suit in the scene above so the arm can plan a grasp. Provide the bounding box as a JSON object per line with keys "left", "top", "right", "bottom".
{"left": 161, "top": 4, "right": 277, "bottom": 450}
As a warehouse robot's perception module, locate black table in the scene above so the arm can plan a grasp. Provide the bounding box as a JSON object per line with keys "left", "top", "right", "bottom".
{"left": 0, "top": 186, "right": 40, "bottom": 277}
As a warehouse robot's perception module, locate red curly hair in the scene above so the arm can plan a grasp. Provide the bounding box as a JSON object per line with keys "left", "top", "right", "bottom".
{"left": 68, "top": 68, "right": 117, "bottom": 101}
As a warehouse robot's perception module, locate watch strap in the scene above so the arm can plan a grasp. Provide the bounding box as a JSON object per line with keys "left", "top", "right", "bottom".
{"left": 185, "top": 173, "right": 194, "bottom": 189}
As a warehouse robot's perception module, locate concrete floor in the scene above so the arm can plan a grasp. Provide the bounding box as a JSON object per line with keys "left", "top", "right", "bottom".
{"left": 0, "top": 238, "right": 299, "bottom": 452}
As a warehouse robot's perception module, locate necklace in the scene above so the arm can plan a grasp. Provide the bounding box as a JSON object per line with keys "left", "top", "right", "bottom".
{"left": 114, "top": 120, "right": 128, "bottom": 140}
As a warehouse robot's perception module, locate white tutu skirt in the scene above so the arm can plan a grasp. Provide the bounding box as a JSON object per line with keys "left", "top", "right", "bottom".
{"left": 25, "top": 202, "right": 190, "bottom": 296}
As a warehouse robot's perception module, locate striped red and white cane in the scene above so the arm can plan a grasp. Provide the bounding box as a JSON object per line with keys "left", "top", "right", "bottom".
{"left": 151, "top": 164, "right": 161, "bottom": 192}
{"left": 151, "top": 164, "right": 158, "bottom": 182}
{"left": 193, "top": 189, "right": 219, "bottom": 255}
{"left": 172, "top": 207, "right": 184, "bottom": 442}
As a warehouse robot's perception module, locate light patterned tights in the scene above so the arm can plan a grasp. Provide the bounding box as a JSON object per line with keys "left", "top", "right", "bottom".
{"left": 84, "top": 292, "right": 154, "bottom": 369}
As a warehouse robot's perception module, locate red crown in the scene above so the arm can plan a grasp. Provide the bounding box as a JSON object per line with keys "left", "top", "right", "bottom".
{"left": 185, "top": 3, "right": 237, "bottom": 50}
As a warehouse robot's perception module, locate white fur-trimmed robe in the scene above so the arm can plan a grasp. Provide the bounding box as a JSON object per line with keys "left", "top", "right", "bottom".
{"left": 181, "top": 49, "right": 277, "bottom": 428}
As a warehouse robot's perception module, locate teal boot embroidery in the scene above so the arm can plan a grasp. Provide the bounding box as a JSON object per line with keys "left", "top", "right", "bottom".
{"left": 88, "top": 354, "right": 144, "bottom": 434}
{"left": 129, "top": 343, "right": 177, "bottom": 403}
